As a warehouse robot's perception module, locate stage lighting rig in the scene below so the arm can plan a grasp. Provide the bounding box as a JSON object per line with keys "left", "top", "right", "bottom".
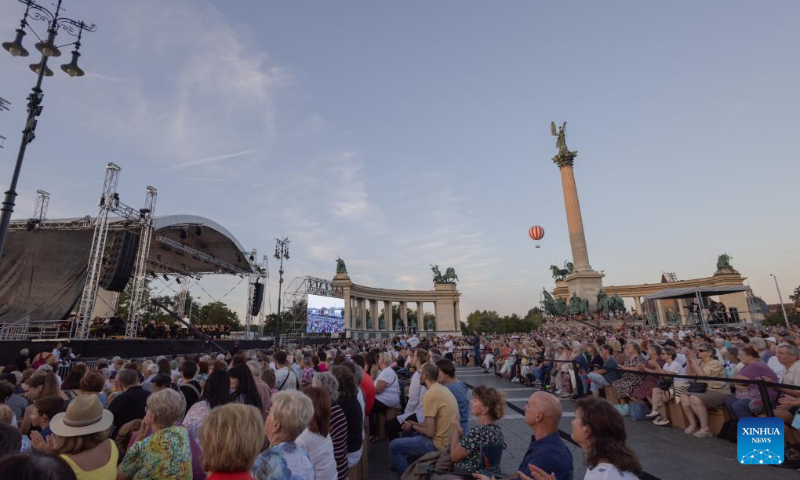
{"left": 0, "top": 0, "right": 96, "bottom": 259}
{"left": 274, "top": 237, "right": 290, "bottom": 346}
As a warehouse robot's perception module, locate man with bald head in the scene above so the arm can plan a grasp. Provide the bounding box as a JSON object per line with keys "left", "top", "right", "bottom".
{"left": 517, "top": 392, "right": 573, "bottom": 479}
{"left": 474, "top": 391, "right": 573, "bottom": 480}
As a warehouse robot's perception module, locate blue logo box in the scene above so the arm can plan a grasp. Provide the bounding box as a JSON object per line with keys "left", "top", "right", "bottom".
{"left": 737, "top": 417, "right": 784, "bottom": 465}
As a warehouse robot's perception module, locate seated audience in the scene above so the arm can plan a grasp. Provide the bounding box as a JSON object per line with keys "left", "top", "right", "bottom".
{"left": 183, "top": 370, "right": 232, "bottom": 442}
{"left": 449, "top": 385, "right": 505, "bottom": 476}
{"left": 107, "top": 369, "right": 150, "bottom": 439}
{"left": 311, "top": 372, "right": 349, "bottom": 480}
{"left": 199, "top": 403, "right": 263, "bottom": 480}
{"left": 680, "top": 343, "right": 730, "bottom": 438}
{"left": 298, "top": 386, "right": 336, "bottom": 480}
{"left": 251, "top": 390, "right": 316, "bottom": 479}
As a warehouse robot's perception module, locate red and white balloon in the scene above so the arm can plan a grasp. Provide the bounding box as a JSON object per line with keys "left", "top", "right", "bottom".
{"left": 528, "top": 225, "right": 544, "bottom": 248}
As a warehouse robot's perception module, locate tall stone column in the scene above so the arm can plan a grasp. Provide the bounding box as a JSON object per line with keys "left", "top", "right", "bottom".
{"left": 370, "top": 300, "right": 378, "bottom": 331}
{"left": 359, "top": 298, "right": 367, "bottom": 331}
{"left": 383, "top": 300, "right": 392, "bottom": 334}
{"left": 416, "top": 301, "right": 424, "bottom": 333}
{"left": 633, "top": 296, "right": 642, "bottom": 313}
{"left": 454, "top": 300, "right": 461, "bottom": 331}
{"left": 559, "top": 164, "right": 592, "bottom": 272}
{"left": 400, "top": 301, "right": 408, "bottom": 332}
{"left": 551, "top": 126, "right": 603, "bottom": 310}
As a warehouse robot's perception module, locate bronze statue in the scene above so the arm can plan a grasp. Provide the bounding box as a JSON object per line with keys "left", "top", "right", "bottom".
{"left": 716, "top": 253, "right": 734, "bottom": 271}
{"left": 431, "top": 264, "right": 458, "bottom": 284}
{"left": 335, "top": 257, "right": 348, "bottom": 274}
{"left": 549, "top": 261, "right": 574, "bottom": 281}
{"left": 551, "top": 121, "right": 578, "bottom": 167}
{"left": 568, "top": 292, "right": 589, "bottom": 315}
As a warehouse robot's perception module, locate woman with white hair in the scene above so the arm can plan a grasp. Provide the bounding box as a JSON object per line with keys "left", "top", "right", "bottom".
{"left": 369, "top": 352, "right": 400, "bottom": 440}
{"left": 118, "top": 389, "right": 192, "bottom": 480}
{"left": 251, "top": 390, "right": 315, "bottom": 480}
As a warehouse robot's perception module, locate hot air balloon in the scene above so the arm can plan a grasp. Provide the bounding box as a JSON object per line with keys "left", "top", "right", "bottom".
{"left": 529, "top": 225, "right": 544, "bottom": 248}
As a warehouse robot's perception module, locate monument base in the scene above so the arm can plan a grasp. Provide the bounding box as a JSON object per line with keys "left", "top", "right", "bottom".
{"left": 564, "top": 270, "right": 604, "bottom": 311}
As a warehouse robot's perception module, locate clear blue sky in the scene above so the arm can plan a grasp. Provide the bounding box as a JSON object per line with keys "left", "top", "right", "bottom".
{"left": 1, "top": 1, "right": 798, "bottom": 320}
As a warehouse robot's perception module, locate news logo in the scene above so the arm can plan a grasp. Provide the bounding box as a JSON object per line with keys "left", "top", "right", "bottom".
{"left": 737, "top": 417, "right": 783, "bottom": 465}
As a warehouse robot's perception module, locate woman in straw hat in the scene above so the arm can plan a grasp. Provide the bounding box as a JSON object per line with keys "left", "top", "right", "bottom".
{"left": 29, "top": 393, "right": 117, "bottom": 480}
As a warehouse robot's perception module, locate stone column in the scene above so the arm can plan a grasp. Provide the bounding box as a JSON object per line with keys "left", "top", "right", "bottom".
{"left": 370, "top": 299, "right": 378, "bottom": 331}
{"left": 417, "top": 301, "right": 424, "bottom": 333}
{"left": 656, "top": 299, "right": 667, "bottom": 326}
{"left": 400, "top": 301, "right": 407, "bottom": 332}
{"left": 359, "top": 298, "right": 367, "bottom": 331}
{"left": 633, "top": 296, "right": 642, "bottom": 313}
{"left": 383, "top": 300, "right": 392, "bottom": 334}
{"left": 454, "top": 300, "right": 461, "bottom": 332}
{"left": 343, "top": 291, "right": 351, "bottom": 330}
{"left": 558, "top": 164, "right": 592, "bottom": 272}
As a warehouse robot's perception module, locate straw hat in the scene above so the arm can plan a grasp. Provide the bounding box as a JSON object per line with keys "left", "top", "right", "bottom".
{"left": 49, "top": 395, "right": 113, "bottom": 437}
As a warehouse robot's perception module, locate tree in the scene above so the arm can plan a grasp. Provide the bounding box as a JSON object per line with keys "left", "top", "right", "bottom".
{"left": 116, "top": 278, "right": 152, "bottom": 319}
{"left": 763, "top": 311, "right": 800, "bottom": 327}
{"left": 790, "top": 286, "right": 800, "bottom": 309}
{"left": 195, "top": 302, "right": 241, "bottom": 329}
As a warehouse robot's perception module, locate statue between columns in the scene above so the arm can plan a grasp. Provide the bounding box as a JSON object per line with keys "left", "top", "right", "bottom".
{"left": 551, "top": 121, "right": 578, "bottom": 167}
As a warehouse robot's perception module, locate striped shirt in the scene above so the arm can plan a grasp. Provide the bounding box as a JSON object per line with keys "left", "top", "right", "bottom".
{"left": 330, "top": 403, "right": 349, "bottom": 480}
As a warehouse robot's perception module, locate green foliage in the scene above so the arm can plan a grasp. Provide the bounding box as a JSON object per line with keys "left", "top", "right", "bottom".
{"left": 790, "top": 286, "right": 800, "bottom": 309}
{"left": 195, "top": 301, "right": 241, "bottom": 329}
{"left": 465, "top": 308, "right": 543, "bottom": 334}
{"left": 763, "top": 311, "right": 800, "bottom": 327}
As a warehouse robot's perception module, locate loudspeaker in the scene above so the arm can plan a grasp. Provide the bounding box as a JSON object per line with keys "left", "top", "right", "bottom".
{"left": 99, "top": 230, "right": 141, "bottom": 292}
{"left": 250, "top": 282, "right": 264, "bottom": 316}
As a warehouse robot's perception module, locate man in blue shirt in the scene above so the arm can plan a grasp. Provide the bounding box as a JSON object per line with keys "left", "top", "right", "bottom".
{"left": 474, "top": 391, "right": 573, "bottom": 480}
{"left": 436, "top": 359, "right": 470, "bottom": 434}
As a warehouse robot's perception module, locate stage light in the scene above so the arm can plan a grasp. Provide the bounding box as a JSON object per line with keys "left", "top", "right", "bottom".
{"left": 149, "top": 271, "right": 157, "bottom": 278}
{"left": 249, "top": 254, "right": 255, "bottom": 261}
{"left": 176, "top": 277, "right": 181, "bottom": 284}
{"left": 195, "top": 226, "right": 202, "bottom": 236}
{"left": 179, "top": 228, "right": 188, "bottom": 240}
{"left": 3, "top": 29, "right": 29, "bottom": 57}
{"left": 163, "top": 274, "right": 169, "bottom": 281}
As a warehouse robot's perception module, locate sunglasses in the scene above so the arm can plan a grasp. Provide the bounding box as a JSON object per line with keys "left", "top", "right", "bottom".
{"left": 697, "top": 349, "right": 708, "bottom": 353}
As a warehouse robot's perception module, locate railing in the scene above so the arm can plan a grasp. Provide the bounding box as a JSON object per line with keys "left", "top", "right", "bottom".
{"left": 0, "top": 316, "right": 30, "bottom": 340}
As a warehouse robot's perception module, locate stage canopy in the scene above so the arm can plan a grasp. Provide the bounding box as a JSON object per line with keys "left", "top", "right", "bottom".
{"left": 1, "top": 214, "right": 253, "bottom": 323}
{"left": 643, "top": 285, "right": 751, "bottom": 301}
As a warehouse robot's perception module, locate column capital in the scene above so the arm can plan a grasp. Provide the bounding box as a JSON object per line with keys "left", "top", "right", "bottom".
{"left": 552, "top": 151, "right": 577, "bottom": 168}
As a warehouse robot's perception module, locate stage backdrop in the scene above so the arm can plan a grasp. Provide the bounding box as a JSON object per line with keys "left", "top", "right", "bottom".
{"left": 0, "top": 229, "right": 92, "bottom": 323}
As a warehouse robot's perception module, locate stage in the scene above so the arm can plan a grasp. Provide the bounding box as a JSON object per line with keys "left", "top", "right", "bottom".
{"left": 0, "top": 338, "right": 273, "bottom": 365}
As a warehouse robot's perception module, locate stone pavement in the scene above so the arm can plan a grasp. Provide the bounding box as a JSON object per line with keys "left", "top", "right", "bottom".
{"left": 368, "top": 364, "right": 798, "bottom": 479}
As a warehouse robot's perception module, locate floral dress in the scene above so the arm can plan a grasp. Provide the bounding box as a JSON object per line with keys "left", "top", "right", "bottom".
{"left": 251, "top": 441, "right": 316, "bottom": 480}
{"left": 119, "top": 426, "right": 193, "bottom": 480}
{"left": 612, "top": 355, "right": 645, "bottom": 400}
{"left": 454, "top": 423, "right": 504, "bottom": 474}
{"left": 632, "top": 357, "right": 665, "bottom": 401}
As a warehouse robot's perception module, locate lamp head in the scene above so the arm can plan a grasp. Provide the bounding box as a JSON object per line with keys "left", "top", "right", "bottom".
{"left": 29, "top": 62, "right": 54, "bottom": 77}
{"left": 60, "top": 50, "right": 84, "bottom": 77}
{"left": 3, "top": 29, "right": 29, "bottom": 57}
{"left": 35, "top": 39, "right": 61, "bottom": 58}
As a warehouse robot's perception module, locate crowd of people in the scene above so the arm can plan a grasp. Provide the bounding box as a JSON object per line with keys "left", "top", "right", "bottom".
{"left": 0, "top": 320, "right": 798, "bottom": 478}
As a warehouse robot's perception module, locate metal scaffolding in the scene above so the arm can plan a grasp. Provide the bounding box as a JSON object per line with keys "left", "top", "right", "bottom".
{"left": 125, "top": 186, "right": 157, "bottom": 338}
{"left": 279, "top": 276, "right": 343, "bottom": 343}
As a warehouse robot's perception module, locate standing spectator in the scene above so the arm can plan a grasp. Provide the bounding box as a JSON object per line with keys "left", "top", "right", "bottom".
{"left": 246, "top": 361, "right": 272, "bottom": 417}
{"left": 389, "top": 362, "right": 458, "bottom": 473}
{"left": 274, "top": 352, "right": 299, "bottom": 391}
{"left": 183, "top": 370, "right": 232, "bottom": 443}
{"left": 300, "top": 358, "right": 316, "bottom": 388}
{"left": 229, "top": 365, "right": 264, "bottom": 414}
{"left": 199, "top": 404, "right": 262, "bottom": 480}
{"left": 330, "top": 366, "right": 363, "bottom": 469}
{"left": 179, "top": 360, "right": 202, "bottom": 413}
{"left": 298, "top": 387, "right": 336, "bottom": 480}
{"left": 107, "top": 369, "right": 150, "bottom": 439}
{"left": 251, "top": 390, "right": 316, "bottom": 480}
{"left": 118, "top": 389, "right": 192, "bottom": 480}
{"left": 30, "top": 394, "right": 117, "bottom": 479}
{"left": 473, "top": 332, "right": 482, "bottom": 366}
{"left": 437, "top": 359, "right": 469, "bottom": 434}
{"left": 312, "top": 373, "right": 348, "bottom": 480}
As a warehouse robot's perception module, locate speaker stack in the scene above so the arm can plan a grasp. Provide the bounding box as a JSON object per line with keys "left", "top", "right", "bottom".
{"left": 250, "top": 282, "right": 265, "bottom": 316}
{"left": 99, "top": 230, "right": 141, "bottom": 292}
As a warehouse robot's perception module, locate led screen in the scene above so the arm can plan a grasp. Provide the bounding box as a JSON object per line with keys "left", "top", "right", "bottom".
{"left": 306, "top": 294, "right": 345, "bottom": 334}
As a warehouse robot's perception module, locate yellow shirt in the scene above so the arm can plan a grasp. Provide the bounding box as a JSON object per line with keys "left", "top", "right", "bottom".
{"left": 60, "top": 439, "right": 119, "bottom": 480}
{"left": 422, "top": 382, "right": 459, "bottom": 451}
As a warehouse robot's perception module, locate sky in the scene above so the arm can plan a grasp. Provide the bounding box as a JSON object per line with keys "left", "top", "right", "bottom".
{"left": 1, "top": 1, "right": 799, "bottom": 323}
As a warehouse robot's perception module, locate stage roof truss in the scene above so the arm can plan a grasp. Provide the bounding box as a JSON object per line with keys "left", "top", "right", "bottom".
{"left": 643, "top": 285, "right": 751, "bottom": 301}
{"left": 155, "top": 235, "right": 251, "bottom": 276}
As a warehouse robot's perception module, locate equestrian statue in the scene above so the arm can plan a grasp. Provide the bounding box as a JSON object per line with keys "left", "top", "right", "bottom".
{"left": 550, "top": 261, "right": 574, "bottom": 281}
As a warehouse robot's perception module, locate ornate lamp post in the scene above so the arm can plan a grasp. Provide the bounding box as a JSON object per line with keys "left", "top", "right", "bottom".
{"left": 0, "top": 0, "right": 96, "bottom": 258}
{"left": 274, "top": 237, "right": 290, "bottom": 346}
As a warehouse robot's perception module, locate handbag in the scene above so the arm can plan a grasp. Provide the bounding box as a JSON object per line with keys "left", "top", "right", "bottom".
{"left": 687, "top": 382, "right": 707, "bottom": 393}
{"left": 656, "top": 377, "right": 673, "bottom": 391}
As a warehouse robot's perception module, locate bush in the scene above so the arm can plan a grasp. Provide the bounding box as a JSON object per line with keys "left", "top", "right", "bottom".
{"left": 763, "top": 311, "right": 800, "bottom": 327}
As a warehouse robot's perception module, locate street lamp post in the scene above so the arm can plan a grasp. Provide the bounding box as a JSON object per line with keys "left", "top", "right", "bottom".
{"left": 0, "top": 0, "right": 96, "bottom": 259}
{"left": 770, "top": 274, "right": 790, "bottom": 328}
{"left": 274, "top": 237, "right": 290, "bottom": 347}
